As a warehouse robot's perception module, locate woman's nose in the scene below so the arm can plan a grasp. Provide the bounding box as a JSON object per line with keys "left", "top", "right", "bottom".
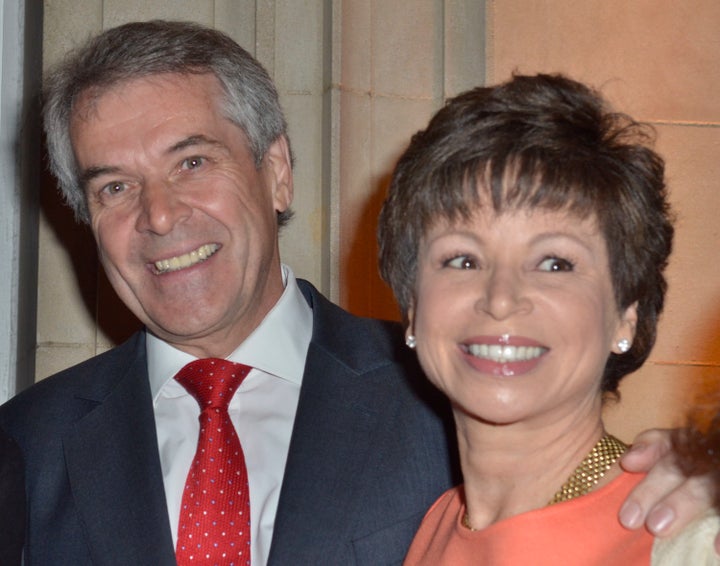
{"left": 475, "top": 266, "right": 532, "bottom": 320}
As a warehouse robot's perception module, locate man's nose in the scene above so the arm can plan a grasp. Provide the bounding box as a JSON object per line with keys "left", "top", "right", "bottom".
{"left": 135, "top": 179, "right": 192, "bottom": 235}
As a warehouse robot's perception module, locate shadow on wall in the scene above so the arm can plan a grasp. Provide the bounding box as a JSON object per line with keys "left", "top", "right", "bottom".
{"left": 342, "top": 170, "right": 402, "bottom": 323}
{"left": 691, "top": 302, "right": 720, "bottom": 414}
{"left": 40, "top": 142, "right": 142, "bottom": 348}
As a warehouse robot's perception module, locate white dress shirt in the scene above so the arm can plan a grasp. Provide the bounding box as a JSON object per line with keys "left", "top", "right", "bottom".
{"left": 149, "top": 264, "right": 313, "bottom": 565}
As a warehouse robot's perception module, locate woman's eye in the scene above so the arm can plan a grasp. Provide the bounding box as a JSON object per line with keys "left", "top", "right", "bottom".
{"left": 445, "top": 255, "right": 477, "bottom": 270}
{"left": 181, "top": 156, "right": 205, "bottom": 170}
{"left": 538, "top": 256, "right": 574, "bottom": 272}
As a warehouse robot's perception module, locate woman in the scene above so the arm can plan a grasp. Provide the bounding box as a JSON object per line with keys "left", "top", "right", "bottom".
{"left": 377, "top": 73, "right": 718, "bottom": 564}
{"left": 0, "top": 425, "right": 24, "bottom": 565}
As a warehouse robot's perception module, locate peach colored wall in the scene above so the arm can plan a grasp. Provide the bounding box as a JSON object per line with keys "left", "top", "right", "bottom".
{"left": 335, "top": 1, "right": 720, "bottom": 440}
{"left": 484, "top": 0, "right": 720, "bottom": 441}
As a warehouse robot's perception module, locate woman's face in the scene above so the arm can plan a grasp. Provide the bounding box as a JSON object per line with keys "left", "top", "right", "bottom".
{"left": 409, "top": 205, "right": 637, "bottom": 428}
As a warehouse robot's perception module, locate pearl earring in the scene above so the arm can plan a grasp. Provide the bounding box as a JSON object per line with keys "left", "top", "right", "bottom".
{"left": 405, "top": 335, "right": 417, "bottom": 349}
{"left": 617, "top": 338, "right": 631, "bottom": 353}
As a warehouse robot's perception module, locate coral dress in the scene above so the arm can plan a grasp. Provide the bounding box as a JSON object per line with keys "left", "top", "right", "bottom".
{"left": 404, "top": 472, "right": 655, "bottom": 565}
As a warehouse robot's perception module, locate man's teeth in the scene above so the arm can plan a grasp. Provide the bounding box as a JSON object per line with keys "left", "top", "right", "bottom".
{"left": 154, "top": 244, "right": 219, "bottom": 274}
{"left": 467, "top": 344, "right": 546, "bottom": 363}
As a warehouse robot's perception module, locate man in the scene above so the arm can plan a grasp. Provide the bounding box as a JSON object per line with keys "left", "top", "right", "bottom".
{"left": 0, "top": 20, "right": 712, "bottom": 565}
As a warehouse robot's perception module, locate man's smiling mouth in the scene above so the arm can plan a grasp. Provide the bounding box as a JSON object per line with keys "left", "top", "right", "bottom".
{"left": 154, "top": 243, "right": 219, "bottom": 274}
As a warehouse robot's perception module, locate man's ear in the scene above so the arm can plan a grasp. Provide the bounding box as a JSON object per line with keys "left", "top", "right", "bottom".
{"left": 264, "top": 135, "right": 293, "bottom": 214}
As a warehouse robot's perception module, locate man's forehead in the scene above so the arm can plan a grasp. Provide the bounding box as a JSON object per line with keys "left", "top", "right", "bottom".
{"left": 68, "top": 71, "right": 253, "bottom": 179}
{"left": 70, "top": 71, "right": 224, "bottom": 124}
{"left": 68, "top": 71, "right": 239, "bottom": 158}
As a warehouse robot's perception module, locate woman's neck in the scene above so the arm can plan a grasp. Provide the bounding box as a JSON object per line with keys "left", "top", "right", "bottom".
{"left": 457, "top": 410, "right": 615, "bottom": 530}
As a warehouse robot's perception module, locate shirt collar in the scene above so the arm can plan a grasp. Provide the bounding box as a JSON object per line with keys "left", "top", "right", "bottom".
{"left": 147, "top": 264, "right": 313, "bottom": 400}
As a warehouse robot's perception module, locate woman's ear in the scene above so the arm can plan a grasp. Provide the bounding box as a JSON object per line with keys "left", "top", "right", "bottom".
{"left": 612, "top": 301, "right": 638, "bottom": 354}
{"left": 405, "top": 302, "right": 416, "bottom": 347}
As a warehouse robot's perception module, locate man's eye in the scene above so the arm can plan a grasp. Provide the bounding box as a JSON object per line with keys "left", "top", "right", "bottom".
{"left": 538, "top": 256, "right": 574, "bottom": 272}
{"left": 445, "top": 255, "right": 477, "bottom": 269}
{"left": 181, "top": 156, "right": 205, "bottom": 170}
{"left": 100, "top": 182, "right": 126, "bottom": 196}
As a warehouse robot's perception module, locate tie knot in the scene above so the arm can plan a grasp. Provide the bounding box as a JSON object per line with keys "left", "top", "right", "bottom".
{"left": 175, "top": 358, "right": 251, "bottom": 410}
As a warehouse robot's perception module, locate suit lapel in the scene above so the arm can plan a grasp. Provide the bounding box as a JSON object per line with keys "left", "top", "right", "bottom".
{"left": 268, "top": 281, "right": 403, "bottom": 564}
{"left": 63, "top": 338, "right": 176, "bottom": 565}
{"left": 269, "top": 342, "right": 395, "bottom": 564}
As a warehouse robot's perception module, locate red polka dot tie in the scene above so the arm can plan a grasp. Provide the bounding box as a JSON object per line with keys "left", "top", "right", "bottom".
{"left": 175, "top": 359, "right": 252, "bottom": 565}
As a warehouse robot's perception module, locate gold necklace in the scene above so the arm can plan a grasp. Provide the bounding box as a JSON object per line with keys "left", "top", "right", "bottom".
{"left": 461, "top": 434, "right": 628, "bottom": 531}
{"left": 548, "top": 434, "right": 628, "bottom": 505}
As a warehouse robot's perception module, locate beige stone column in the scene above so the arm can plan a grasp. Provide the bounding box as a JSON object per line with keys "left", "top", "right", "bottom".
{"left": 335, "top": 0, "right": 485, "bottom": 319}
{"left": 38, "top": 0, "right": 330, "bottom": 377}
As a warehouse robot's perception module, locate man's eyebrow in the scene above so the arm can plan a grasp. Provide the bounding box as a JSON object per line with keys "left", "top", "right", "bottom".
{"left": 79, "top": 165, "right": 121, "bottom": 188}
{"left": 168, "top": 134, "right": 223, "bottom": 154}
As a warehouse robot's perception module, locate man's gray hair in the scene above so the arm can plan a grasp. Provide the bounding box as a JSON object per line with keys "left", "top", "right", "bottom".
{"left": 43, "top": 19, "right": 291, "bottom": 224}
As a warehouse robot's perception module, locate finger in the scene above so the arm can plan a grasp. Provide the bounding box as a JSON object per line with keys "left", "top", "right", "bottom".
{"left": 646, "top": 474, "right": 714, "bottom": 537}
{"left": 620, "top": 429, "right": 672, "bottom": 474}
{"left": 621, "top": 465, "right": 714, "bottom": 537}
{"left": 618, "top": 428, "right": 677, "bottom": 529}
{"left": 619, "top": 456, "right": 685, "bottom": 530}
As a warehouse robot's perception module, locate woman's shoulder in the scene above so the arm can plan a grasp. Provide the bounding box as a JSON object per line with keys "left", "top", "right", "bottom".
{"left": 422, "top": 485, "right": 464, "bottom": 519}
{"left": 652, "top": 512, "right": 720, "bottom": 565}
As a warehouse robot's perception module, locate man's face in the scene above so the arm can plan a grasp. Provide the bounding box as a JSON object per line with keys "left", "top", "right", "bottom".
{"left": 70, "top": 73, "right": 293, "bottom": 358}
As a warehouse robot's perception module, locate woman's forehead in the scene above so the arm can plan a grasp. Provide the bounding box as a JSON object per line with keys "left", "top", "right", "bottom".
{"left": 423, "top": 200, "right": 600, "bottom": 236}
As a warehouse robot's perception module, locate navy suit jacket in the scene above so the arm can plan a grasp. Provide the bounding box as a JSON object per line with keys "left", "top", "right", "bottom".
{"left": 0, "top": 281, "right": 458, "bottom": 565}
{"left": 0, "top": 426, "right": 25, "bottom": 565}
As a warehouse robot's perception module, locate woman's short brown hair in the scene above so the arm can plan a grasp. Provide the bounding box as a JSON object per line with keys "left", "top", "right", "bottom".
{"left": 378, "top": 74, "right": 673, "bottom": 392}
